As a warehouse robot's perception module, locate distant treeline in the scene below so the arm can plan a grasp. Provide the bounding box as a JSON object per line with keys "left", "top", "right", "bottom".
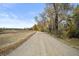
{"left": 0, "top": 28, "right": 33, "bottom": 34}
{"left": 0, "top": 28, "right": 32, "bottom": 30}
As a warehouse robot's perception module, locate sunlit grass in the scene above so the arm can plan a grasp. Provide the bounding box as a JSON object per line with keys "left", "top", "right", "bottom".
{"left": 0, "top": 30, "right": 35, "bottom": 55}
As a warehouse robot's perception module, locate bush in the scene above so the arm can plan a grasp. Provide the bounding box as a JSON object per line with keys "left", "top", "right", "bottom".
{"left": 69, "top": 29, "right": 79, "bottom": 38}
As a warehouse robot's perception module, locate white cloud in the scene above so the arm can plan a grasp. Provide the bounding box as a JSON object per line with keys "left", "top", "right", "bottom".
{"left": 0, "top": 11, "right": 19, "bottom": 19}
{"left": 0, "top": 18, "right": 35, "bottom": 28}
{"left": 0, "top": 12, "right": 35, "bottom": 28}
{"left": 8, "top": 12, "right": 18, "bottom": 19}
{"left": 0, "top": 13, "right": 9, "bottom": 18}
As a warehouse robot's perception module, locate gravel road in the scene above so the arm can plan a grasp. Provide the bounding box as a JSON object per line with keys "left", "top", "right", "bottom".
{"left": 8, "top": 32, "right": 79, "bottom": 56}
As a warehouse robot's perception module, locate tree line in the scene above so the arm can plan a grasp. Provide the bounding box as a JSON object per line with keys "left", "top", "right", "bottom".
{"left": 33, "top": 3, "right": 79, "bottom": 38}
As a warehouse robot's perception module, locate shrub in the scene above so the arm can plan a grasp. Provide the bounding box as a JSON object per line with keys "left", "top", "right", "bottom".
{"left": 69, "top": 29, "right": 79, "bottom": 38}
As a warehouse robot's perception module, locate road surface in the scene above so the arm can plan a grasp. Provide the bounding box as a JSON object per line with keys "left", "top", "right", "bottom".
{"left": 8, "top": 32, "right": 79, "bottom": 56}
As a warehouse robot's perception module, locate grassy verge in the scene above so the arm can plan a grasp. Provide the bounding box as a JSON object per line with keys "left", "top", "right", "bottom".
{"left": 58, "top": 38, "right": 79, "bottom": 49}
{"left": 47, "top": 32, "right": 79, "bottom": 49}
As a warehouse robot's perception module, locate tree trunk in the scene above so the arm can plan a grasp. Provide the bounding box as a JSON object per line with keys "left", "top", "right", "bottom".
{"left": 55, "top": 12, "right": 58, "bottom": 33}
{"left": 53, "top": 3, "right": 58, "bottom": 34}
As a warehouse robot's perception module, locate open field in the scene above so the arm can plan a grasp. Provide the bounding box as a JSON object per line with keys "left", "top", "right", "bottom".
{"left": 0, "top": 30, "right": 31, "bottom": 46}
{"left": 0, "top": 30, "right": 36, "bottom": 55}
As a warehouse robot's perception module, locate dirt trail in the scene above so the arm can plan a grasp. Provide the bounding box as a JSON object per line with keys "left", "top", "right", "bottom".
{"left": 8, "top": 32, "right": 79, "bottom": 56}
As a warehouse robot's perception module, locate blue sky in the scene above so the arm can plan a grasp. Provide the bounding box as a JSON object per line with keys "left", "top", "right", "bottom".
{"left": 0, "top": 3, "right": 45, "bottom": 28}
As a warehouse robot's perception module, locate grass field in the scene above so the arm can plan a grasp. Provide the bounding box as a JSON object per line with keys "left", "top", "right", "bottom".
{"left": 0, "top": 30, "right": 29, "bottom": 46}
{"left": 0, "top": 29, "right": 35, "bottom": 55}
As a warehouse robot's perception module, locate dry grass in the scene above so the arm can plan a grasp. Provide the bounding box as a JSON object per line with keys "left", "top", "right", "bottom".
{"left": 58, "top": 38, "right": 79, "bottom": 49}
{"left": 49, "top": 32, "right": 79, "bottom": 49}
{"left": 0, "top": 30, "right": 36, "bottom": 55}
